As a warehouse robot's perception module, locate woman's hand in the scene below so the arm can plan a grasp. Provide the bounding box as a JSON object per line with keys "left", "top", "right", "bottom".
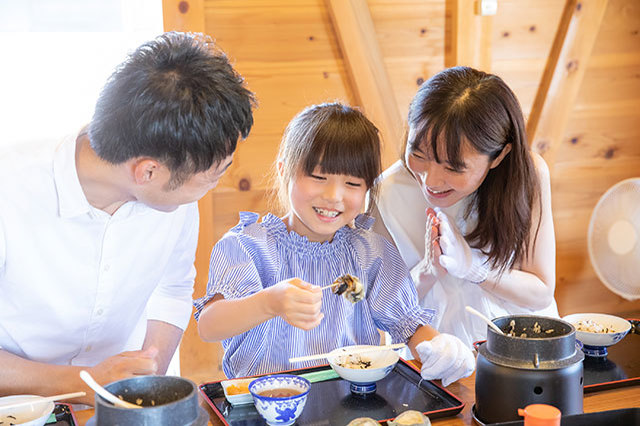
{"left": 436, "top": 210, "right": 489, "bottom": 284}
{"left": 416, "top": 333, "right": 475, "bottom": 387}
{"left": 411, "top": 209, "right": 446, "bottom": 297}
{"left": 266, "top": 278, "right": 324, "bottom": 330}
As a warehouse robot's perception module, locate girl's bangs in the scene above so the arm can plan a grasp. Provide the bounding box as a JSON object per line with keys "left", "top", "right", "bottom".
{"left": 301, "top": 128, "right": 379, "bottom": 188}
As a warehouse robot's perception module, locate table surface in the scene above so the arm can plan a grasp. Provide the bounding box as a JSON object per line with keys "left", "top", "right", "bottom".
{"left": 74, "top": 370, "right": 639, "bottom": 425}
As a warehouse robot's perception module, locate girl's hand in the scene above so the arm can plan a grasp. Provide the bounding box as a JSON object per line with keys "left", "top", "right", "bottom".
{"left": 436, "top": 210, "right": 489, "bottom": 284}
{"left": 267, "top": 278, "right": 324, "bottom": 330}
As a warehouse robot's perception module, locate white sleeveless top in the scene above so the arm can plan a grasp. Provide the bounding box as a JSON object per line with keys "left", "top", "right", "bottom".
{"left": 375, "top": 161, "right": 559, "bottom": 347}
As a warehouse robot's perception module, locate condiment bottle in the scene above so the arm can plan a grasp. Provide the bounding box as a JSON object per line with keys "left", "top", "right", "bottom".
{"left": 517, "top": 404, "right": 561, "bottom": 426}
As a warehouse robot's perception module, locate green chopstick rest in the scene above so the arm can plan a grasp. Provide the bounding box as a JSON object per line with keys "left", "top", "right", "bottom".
{"left": 298, "top": 369, "right": 340, "bottom": 383}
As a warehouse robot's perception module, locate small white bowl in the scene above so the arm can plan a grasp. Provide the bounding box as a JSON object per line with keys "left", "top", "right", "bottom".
{"left": 249, "top": 375, "right": 310, "bottom": 426}
{"left": 327, "top": 345, "right": 399, "bottom": 394}
{"left": 221, "top": 378, "right": 254, "bottom": 406}
{"left": 0, "top": 395, "right": 55, "bottom": 426}
{"left": 563, "top": 313, "right": 631, "bottom": 356}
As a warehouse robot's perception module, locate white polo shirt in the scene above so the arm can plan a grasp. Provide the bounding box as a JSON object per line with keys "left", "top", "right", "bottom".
{"left": 0, "top": 134, "right": 198, "bottom": 366}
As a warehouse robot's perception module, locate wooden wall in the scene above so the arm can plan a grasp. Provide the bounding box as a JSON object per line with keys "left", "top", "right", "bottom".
{"left": 163, "top": 0, "right": 640, "bottom": 383}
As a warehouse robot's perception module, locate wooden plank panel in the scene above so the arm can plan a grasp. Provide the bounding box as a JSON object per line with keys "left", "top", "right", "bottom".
{"left": 492, "top": 0, "right": 564, "bottom": 61}
{"left": 526, "top": 0, "right": 609, "bottom": 166}
{"left": 369, "top": 0, "right": 444, "bottom": 60}
{"left": 162, "top": 0, "right": 205, "bottom": 32}
{"left": 552, "top": 157, "right": 640, "bottom": 210}
{"left": 325, "top": 0, "right": 404, "bottom": 167}
{"left": 588, "top": 0, "right": 640, "bottom": 54}
{"left": 203, "top": 1, "right": 341, "bottom": 63}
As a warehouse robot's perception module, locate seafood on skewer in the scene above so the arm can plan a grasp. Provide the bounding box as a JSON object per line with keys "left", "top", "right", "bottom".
{"left": 330, "top": 274, "right": 365, "bottom": 303}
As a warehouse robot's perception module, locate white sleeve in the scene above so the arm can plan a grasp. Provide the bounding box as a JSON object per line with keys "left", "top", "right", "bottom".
{"left": 146, "top": 203, "right": 199, "bottom": 330}
{"left": 0, "top": 213, "right": 5, "bottom": 273}
{"left": 376, "top": 162, "right": 428, "bottom": 270}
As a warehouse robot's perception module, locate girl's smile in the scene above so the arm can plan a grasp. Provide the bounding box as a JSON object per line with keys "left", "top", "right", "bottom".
{"left": 312, "top": 207, "right": 341, "bottom": 219}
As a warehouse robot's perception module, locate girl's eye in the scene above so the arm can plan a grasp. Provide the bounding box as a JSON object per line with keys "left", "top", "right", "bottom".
{"left": 346, "top": 181, "right": 362, "bottom": 187}
{"left": 310, "top": 174, "right": 326, "bottom": 180}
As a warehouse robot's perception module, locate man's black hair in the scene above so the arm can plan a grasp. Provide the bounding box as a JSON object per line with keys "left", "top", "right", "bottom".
{"left": 89, "top": 31, "right": 256, "bottom": 185}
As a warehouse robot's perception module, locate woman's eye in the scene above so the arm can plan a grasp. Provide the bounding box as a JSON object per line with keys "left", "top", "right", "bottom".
{"left": 411, "top": 152, "right": 426, "bottom": 160}
{"left": 445, "top": 167, "right": 464, "bottom": 174}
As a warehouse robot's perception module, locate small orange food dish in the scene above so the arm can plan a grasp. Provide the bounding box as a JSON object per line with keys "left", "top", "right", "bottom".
{"left": 221, "top": 378, "right": 254, "bottom": 405}
{"left": 226, "top": 382, "right": 250, "bottom": 395}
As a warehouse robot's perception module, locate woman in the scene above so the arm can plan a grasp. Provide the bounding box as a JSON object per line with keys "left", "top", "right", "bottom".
{"left": 373, "top": 66, "right": 559, "bottom": 347}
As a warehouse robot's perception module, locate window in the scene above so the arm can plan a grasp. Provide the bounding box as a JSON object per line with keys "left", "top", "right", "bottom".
{"left": 0, "top": 0, "right": 163, "bottom": 145}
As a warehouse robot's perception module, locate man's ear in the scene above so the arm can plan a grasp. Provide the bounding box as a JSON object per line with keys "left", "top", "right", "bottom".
{"left": 489, "top": 143, "right": 512, "bottom": 169}
{"left": 132, "top": 159, "right": 161, "bottom": 184}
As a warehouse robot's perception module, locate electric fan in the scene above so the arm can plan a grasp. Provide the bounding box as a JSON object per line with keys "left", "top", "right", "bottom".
{"left": 587, "top": 178, "right": 640, "bottom": 300}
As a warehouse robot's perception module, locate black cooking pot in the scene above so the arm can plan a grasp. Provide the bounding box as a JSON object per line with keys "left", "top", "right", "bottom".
{"left": 94, "top": 375, "right": 206, "bottom": 426}
{"left": 475, "top": 315, "right": 584, "bottom": 424}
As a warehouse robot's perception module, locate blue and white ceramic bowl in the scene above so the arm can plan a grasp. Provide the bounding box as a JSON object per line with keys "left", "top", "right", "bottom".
{"left": 563, "top": 313, "right": 631, "bottom": 357}
{"left": 249, "top": 375, "right": 310, "bottom": 426}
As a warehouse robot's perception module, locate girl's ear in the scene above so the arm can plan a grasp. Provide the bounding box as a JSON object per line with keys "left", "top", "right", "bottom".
{"left": 489, "top": 143, "right": 512, "bottom": 169}
{"left": 132, "top": 158, "right": 161, "bottom": 184}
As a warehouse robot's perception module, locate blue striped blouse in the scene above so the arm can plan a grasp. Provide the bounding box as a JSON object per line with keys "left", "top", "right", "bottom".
{"left": 194, "top": 212, "right": 435, "bottom": 378}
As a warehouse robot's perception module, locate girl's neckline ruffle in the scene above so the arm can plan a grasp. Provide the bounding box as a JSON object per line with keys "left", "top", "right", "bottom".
{"left": 260, "top": 213, "right": 347, "bottom": 256}
{"left": 236, "top": 211, "right": 375, "bottom": 256}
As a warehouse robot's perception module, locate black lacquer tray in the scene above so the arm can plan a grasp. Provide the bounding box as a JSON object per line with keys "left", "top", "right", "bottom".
{"left": 199, "top": 359, "right": 464, "bottom": 425}
{"left": 583, "top": 318, "right": 640, "bottom": 392}
{"left": 45, "top": 403, "right": 78, "bottom": 426}
{"left": 476, "top": 407, "right": 640, "bottom": 426}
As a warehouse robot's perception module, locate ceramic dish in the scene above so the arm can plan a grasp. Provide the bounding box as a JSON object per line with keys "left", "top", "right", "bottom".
{"left": 327, "top": 345, "right": 399, "bottom": 394}
{"left": 562, "top": 313, "right": 631, "bottom": 357}
{"left": 0, "top": 395, "right": 55, "bottom": 426}
{"left": 248, "top": 374, "right": 310, "bottom": 426}
{"left": 221, "top": 378, "right": 254, "bottom": 405}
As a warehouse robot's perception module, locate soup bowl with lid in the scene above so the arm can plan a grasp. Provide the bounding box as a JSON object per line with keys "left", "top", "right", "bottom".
{"left": 248, "top": 374, "right": 311, "bottom": 426}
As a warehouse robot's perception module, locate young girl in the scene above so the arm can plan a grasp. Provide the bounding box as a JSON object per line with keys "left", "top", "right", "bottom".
{"left": 195, "top": 102, "right": 474, "bottom": 386}
{"left": 373, "top": 67, "right": 559, "bottom": 348}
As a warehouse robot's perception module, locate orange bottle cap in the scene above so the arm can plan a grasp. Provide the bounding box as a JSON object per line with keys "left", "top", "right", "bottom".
{"left": 517, "top": 404, "right": 561, "bottom": 426}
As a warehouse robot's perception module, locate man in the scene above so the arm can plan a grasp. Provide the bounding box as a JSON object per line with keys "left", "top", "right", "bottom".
{"left": 0, "top": 32, "right": 255, "bottom": 405}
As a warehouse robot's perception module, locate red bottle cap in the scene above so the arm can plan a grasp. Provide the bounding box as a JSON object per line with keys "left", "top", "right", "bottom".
{"left": 517, "top": 404, "right": 561, "bottom": 426}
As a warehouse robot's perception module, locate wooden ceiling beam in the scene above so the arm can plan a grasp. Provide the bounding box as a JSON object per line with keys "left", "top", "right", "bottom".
{"left": 325, "top": 0, "right": 404, "bottom": 168}
{"left": 445, "top": 0, "right": 494, "bottom": 70}
{"left": 527, "top": 0, "right": 608, "bottom": 167}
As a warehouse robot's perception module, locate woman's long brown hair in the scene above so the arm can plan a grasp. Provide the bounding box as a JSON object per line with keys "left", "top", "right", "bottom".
{"left": 406, "top": 66, "right": 541, "bottom": 274}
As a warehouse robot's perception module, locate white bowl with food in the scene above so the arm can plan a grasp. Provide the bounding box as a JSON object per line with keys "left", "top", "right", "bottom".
{"left": 221, "top": 378, "right": 254, "bottom": 405}
{"left": 0, "top": 395, "right": 55, "bottom": 426}
{"left": 327, "top": 345, "right": 399, "bottom": 394}
{"left": 562, "top": 313, "right": 631, "bottom": 357}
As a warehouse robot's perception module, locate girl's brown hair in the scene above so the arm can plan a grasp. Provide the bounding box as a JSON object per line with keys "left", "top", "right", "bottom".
{"left": 275, "top": 102, "right": 381, "bottom": 213}
{"left": 406, "top": 66, "right": 541, "bottom": 273}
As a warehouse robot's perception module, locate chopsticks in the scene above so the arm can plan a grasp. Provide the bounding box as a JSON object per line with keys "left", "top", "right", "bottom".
{"left": 289, "top": 343, "right": 406, "bottom": 363}
{"left": 0, "top": 392, "right": 86, "bottom": 411}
